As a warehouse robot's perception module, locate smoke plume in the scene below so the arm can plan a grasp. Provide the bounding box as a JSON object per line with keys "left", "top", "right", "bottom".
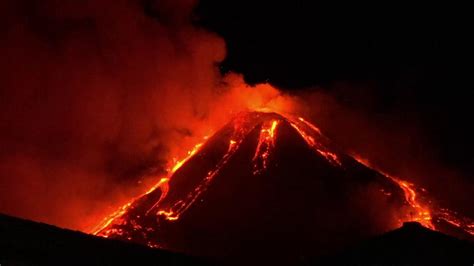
{"left": 0, "top": 0, "right": 294, "bottom": 230}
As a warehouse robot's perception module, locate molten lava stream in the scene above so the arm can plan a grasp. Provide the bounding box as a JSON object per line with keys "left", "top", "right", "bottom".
{"left": 352, "top": 156, "right": 434, "bottom": 229}
{"left": 285, "top": 114, "right": 445, "bottom": 231}
{"left": 91, "top": 140, "right": 206, "bottom": 236}
{"left": 92, "top": 111, "right": 474, "bottom": 241}
{"left": 284, "top": 115, "right": 341, "bottom": 166}
{"left": 93, "top": 116, "right": 256, "bottom": 234}
{"left": 253, "top": 120, "right": 279, "bottom": 174}
{"left": 355, "top": 157, "right": 474, "bottom": 236}
{"left": 154, "top": 132, "right": 245, "bottom": 221}
{"left": 283, "top": 113, "right": 435, "bottom": 229}
{"left": 152, "top": 116, "right": 266, "bottom": 221}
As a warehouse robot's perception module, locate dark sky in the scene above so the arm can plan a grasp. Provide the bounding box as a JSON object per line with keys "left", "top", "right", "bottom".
{"left": 196, "top": 1, "right": 474, "bottom": 179}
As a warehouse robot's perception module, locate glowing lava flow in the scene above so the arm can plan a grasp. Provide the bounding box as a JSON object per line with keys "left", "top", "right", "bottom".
{"left": 436, "top": 208, "right": 474, "bottom": 236}
{"left": 92, "top": 115, "right": 261, "bottom": 236}
{"left": 352, "top": 156, "right": 434, "bottom": 228}
{"left": 93, "top": 111, "right": 474, "bottom": 242}
{"left": 91, "top": 140, "right": 206, "bottom": 235}
{"left": 253, "top": 120, "right": 279, "bottom": 174}
{"left": 171, "top": 143, "right": 204, "bottom": 173}
{"left": 286, "top": 116, "right": 341, "bottom": 166}
{"left": 155, "top": 133, "right": 245, "bottom": 221}
{"left": 286, "top": 115, "right": 433, "bottom": 228}
{"left": 285, "top": 115, "right": 474, "bottom": 235}
{"left": 351, "top": 156, "right": 474, "bottom": 235}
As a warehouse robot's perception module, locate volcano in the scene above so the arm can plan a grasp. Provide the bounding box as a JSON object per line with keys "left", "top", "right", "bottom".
{"left": 92, "top": 111, "right": 474, "bottom": 263}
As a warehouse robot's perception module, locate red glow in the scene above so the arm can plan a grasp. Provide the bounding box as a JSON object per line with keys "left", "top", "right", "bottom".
{"left": 352, "top": 156, "right": 433, "bottom": 228}
{"left": 92, "top": 109, "right": 474, "bottom": 242}
{"left": 253, "top": 120, "right": 280, "bottom": 174}
{"left": 287, "top": 116, "right": 342, "bottom": 166}
{"left": 352, "top": 155, "right": 474, "bottom": 234}
{"left": 92, "top": 140, "right": 206, "bottom": 236}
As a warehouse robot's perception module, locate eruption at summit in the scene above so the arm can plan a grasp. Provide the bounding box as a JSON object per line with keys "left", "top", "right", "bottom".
{"left": 1, "top": 1, "right": 473, "bottom": 264}
{"left": 92, "top": 111, "right": 474, "bottom": 261}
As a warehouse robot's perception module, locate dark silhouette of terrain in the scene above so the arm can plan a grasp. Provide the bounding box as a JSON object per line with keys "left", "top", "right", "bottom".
{"left": 1, "top": 213, "right": 473, "bottom": 265}
{"left": 313, "top": 222, "right": 474, "bottom": 265}
{"left": 0, "top": 213, "right": 211, "bottom": 266}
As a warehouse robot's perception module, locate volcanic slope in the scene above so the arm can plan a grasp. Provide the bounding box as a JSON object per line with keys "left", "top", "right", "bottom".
{"left": 94, "top": 112, "right": 472, "bottom": 263}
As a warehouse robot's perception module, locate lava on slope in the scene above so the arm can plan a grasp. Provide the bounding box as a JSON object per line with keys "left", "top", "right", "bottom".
{"left": 93, "top": 111, "right": 474, "bottom": 262}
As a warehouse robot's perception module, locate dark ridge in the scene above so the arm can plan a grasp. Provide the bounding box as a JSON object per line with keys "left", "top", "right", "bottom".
{"left": 2, "top": 213, "right": 473, "bottom": 265}
{"left": 0, "top": 213, "right": 213, "bottom": 266}
{"left": 311, "top": 221, "right": 474, "bottom": 265}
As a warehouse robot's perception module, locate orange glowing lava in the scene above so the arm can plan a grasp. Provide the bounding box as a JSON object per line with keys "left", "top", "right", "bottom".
{"left": 93, "top": 111, "right": 474, "bottom": 242}
{"left": 253, "top": 120, "right": 280, "bottom": 174}
{"left": 352, "top": 156, "right": 433, "bottom": 228}
{"left": 171, "top": 143, "right": 203, "bottom": 173}
{"left": 148, "top": 121, "right": 252, "bottom": 222}
{"left": 92, "top": 140, "right": 206, "bottom": 236}
{"left": 287, "top": 116, "right": 342, "bottom": 166}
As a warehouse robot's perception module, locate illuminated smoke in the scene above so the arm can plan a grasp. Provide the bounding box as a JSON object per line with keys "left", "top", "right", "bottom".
{"left": 0, "top": 0, "right": 293, "bottom": 230}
